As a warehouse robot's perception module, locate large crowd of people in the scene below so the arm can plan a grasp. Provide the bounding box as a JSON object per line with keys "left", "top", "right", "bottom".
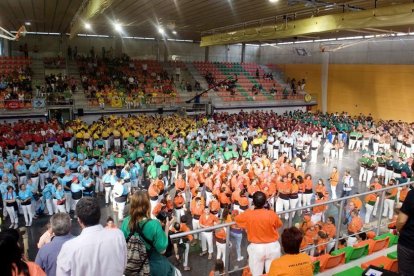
{"left": 0, "top": 110, "right": 413, "bottom": 275}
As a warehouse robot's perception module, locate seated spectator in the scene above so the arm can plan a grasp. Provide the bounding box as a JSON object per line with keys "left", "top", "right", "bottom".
{"left": 35, "top": 213, "right": 73, "bottom": 276}
{"left": 268, "top": 227, "right": 313, "bottom": 276}
{"left": 0, "top": 229, "right": 46, "bottom": 276}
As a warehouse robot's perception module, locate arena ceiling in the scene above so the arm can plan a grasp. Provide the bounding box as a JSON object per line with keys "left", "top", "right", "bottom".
{"left": 0, "top": 0, "right": 413, "bottom": 44}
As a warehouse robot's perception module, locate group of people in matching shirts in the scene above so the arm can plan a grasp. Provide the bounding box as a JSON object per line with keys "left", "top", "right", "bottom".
{"left": 1, "top": 110, "right": 414, "bottom": 275}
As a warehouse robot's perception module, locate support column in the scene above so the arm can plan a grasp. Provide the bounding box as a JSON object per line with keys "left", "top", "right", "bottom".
{"left": 225, "top": 44, "right": 229, "bottom": 62}
{"left": 204, "top": 46, "right": 209, "bottom": 62}
{"left": 163, "top": 39, "right": 168, "bottom": 62}
{"left": 156, "top": 39, "right": 160, "bottom": 62}
{"left": 321, "top": 52, "right": 329, "bottom": 113}
{"left": 257, "top": 44, "right": 262, "bottom": 64}
{"left": 113, "top": 35, "right": 123, "bottom": 58}
{"left": 241, "top": 43, "right": 246, "bottom": 63}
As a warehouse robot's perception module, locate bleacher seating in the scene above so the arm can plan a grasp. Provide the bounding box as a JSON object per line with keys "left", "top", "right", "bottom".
{"left": 0, "top": 56, "right": 32, "bottom": 74}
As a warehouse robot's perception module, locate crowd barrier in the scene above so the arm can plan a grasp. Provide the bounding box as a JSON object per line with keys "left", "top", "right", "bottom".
{"left": 170, "top": 181, "right": 412, "bottom": 274}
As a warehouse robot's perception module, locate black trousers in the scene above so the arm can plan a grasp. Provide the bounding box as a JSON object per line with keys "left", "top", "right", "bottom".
{"left": 398, "top": 243, "right": 414, "bottom": 276}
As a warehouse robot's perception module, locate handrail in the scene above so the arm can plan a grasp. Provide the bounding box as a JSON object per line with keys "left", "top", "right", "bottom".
{"left": 170, "top": 180, "right": 412, "bottom": 239}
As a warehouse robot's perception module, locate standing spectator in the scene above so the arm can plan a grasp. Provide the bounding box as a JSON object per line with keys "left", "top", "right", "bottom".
{"left": 341, "top": 170, "right": 354, "bottom": 197}
{"left": 56, "top": 197, "right": 127, "bottom": 276}
{"left": 235, "top": 191, "right": 283, "bottom": 276}
{"left": 0, "top": 229, "right": 46, "bottom": 276}
{"left": 329, "top": 167, "right": 339, "bottom": 200}
{"left": 35, "top": 213, "right": 73, "bottom": 276}
{"left": 268, "top": 227, "right": 313, "bottom": 276}
{"left": 397, "top": 188, "right": 414, "bottom": 276}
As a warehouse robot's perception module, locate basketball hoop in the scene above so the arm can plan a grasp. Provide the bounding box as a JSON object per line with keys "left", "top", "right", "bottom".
{"left": 0, "top": 25, "right": 27, "bottom": 41}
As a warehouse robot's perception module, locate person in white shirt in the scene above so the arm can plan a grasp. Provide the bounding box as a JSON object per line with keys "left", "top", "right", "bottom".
{"left": 341, "top": 170, "right": 354, "bottom": 197}
{"left": 56, "top": 197, "right": 127, "bottom": 276}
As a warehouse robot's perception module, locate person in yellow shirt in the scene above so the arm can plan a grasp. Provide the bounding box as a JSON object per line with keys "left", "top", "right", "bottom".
{"left": 268, "top": 227, "right": 313, "bottom": 276}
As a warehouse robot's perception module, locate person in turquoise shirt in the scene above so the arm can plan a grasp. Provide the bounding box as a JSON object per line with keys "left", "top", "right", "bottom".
{"left": 18, "top": 183, "right": 34, "bottom": 226}
{"left": 42, "top": 179, "right": 56, "bottom": 215}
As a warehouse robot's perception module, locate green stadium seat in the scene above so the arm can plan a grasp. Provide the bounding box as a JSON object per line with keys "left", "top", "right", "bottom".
{"left": 374, "top": 233, "right": 398, "bottom": 246}
{"left": 332, "top": 266, "right": 364, "bottom": 276}
{"left": 387, "top": 251, "right": 398, "bottom": 259}
{"left": 331, "top": 244, "right": 368, "bottom": 263}
{"left": 313, "top": 260, "right": 320, "bottom": 274}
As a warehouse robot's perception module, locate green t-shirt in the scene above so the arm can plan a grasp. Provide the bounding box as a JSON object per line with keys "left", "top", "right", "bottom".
{"left": 121, "top": 217, "right": 168, "bottom": 253}
{"left": 160, "top": 164, "right": 169, "bottom": 172}
{"left": 115, "top": 157, "right": 126, "bottom": 166}
{"left": 147, "top": 165, "right": 157, "bottom": 179}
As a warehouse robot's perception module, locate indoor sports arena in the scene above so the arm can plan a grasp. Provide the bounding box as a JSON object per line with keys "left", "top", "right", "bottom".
{"left": 0, "top": 1, "right": 413, "bottom": 276}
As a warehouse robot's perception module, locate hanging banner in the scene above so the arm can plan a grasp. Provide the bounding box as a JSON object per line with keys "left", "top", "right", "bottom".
{"left": 32, "top": 98, "right": 46, "bottom": 108}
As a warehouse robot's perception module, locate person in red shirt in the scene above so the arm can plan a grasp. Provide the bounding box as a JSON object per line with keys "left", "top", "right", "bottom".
{"left": 199, "top": 207, "right": 219, "bottom": 259}
{"left": 235, "top": 191, "right": 283, "bottom": 276}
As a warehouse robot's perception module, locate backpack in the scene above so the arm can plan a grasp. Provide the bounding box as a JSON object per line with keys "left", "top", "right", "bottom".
{"left": 124, "top": 219, "right": 152, "bottom": 276}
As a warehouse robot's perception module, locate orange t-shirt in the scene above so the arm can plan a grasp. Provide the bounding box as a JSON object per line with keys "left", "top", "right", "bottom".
{"left": 268, "top": 253, "right": 313, "bottom": 276}
{"left": 348, "top": 216, "right": 363, "bottom": 234}
{"left": 215, "top": 228, "right": 226, "bottom": 241}
{"left": 330, "top": 171, "right": 339, "bottom": 186}
{"left": 174, "top": 195, "right": 185, "bottom": 208}
{"left": 235, "top": 209, "right": 282, "bottom": 243}
{"left": 365, "top": 193, "right": 377, "bottom": 205}
{"left": 200, "top": 214, "right": 219, "bottom": 227}
{"left": 191, "top": 202, "right": 205, "bottom": 216}
{"left": 148, "top": 184, "right": 160, "bottom": 197}
{"left": 350, "top": 197, "right": 362, "bottom": 210}
{"left": 209, "top": 199, "right": 220, "bottom": 213}
{"left": 175, "top": 178, "right": 186, "bottom": 191}
{"left": 322, "top": 223, "right": 336, "bottom": 239}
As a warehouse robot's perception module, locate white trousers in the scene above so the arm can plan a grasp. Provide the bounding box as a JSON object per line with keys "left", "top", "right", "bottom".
{"left": 104, "top": 187, "right": 112, "bottom": 204}
{"left": 216, "top": 241, "right": 226, "bottom": 264}
{"left": 53, "top": 199, "right": 67, "bottom": 213}
{"left": 303, "top": 193, "right": 313, "bottom": 209}
{"left": 289, "top": 198, "right": 299, "bottom": 218}
{"left": 331, "top": 185, "right": 337, "bottom": 200}
{"left": 201, "top": 231, "right": 214, "bottom": 254}
{"left": 39, "top": 173, "right": 49, "bottom": 189}
{"left": 383, "top": 198, "right": 395, "bottom": 220}
{"left": 373, "top": 197, "right": 379, "bottom": 216}
{"left": 297, "top": 194, "right": 303, "bottom": 208}
{"left": 311, "top": 212, "right": 323, "bottom": 224}
{"left": 116, "top": 201, "right": 126, "bottom": 221}
{"left": 366, "top": 170, "right": 374, "bottom": 187}
{"left": 310, "top": 149, "right": 318, "bottom": 163}
{"left": 359, "top": 167, "right": 367, "bottom": 182}
{"left": 6, "top": 206, "right": 18, "bottom": 224}
{"left": 377, "top": 167, "right": 385, "bottom": 177}
{"left": 64, "top": 193, "right": 72, "bottom": 213}
{"left": 338, "top": 148, "right": 344, "bottom": 159}
{"left": 192, "top": 219, "right": 200, "bottom": 240}
{"left": 365, "top": 203, "right": 374, "bottom": 224}
{"left": 348, "top": 139, "right": 356, "bottom": 150}
{"left": 21, "top": 204, "right": 33, "bottom": 225}
{"left": 247, "top": 241, "right": 281, "bottom": 276}
{"left": 45, "top": 198, "right": 55, "bottom": 215}
{"left": 385, "top": 170, "right": 393, "bottom": 185}
{"left": 275, "top": 198, "right": 290, "bottom": 220}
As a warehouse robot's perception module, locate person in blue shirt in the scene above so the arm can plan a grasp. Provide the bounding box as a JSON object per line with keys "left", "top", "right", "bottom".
{"left": 53, "top": 181, "right": 66, "bottom": 213}
{"left": 18, "top": 183, "right": 34, "bottom": 227}
{"left": 29, "top": 159, "right": 40, "bottom": 189}
{"left": 129, "top": 161, "right": 139, "bottom": 193}
{"left": 2, "top": 168, "right": 15, "bottom": 184}
{"left": 76, "top": 160, "right": 89, "bottom": 174}
{"left": 59, "top": 170, "right": 74, "bottom": 213}
{"left": 3, "top": 185, "right": 19, "bottom": 228}
{"left": 43, "top": 178, "right": 56, "bottom": 215}
{"left": 56, "top": 161, "right": 68, "bottom": 178}
{"left": 52, "top": 142, "right": 62, "bottom": 156}
{"left": 120, "top": 165, "right": 131, "bottom": 194}
{"left": 103, "top": 154, "right": 115, "bottom": 170}
{"left": 70, "top": 177, "right": 84, "bottom": 217}
{"left": 0, "top": 175, "right": 14, "bottom": 218}
{"left": 50, "top": 158, "right": 61, "bottom": 175}
{"left": 67, "top": 157, "right": 79, "bottom": 173}
{"left": 81, "top": 172, "right": 95, "bottom": 197}
{"left": 84, "top": 156, "right": 96, "bottom": 171}
{"left": 31, "top": 146, "right": 43, "bottom": 160}
{"left": 38, "top": 155, "right": 50, "bottom": 190}
{"left": 77, "top": 151, "right": 86, "bottom": 161}
{"left": 16, "top": 159, "right": 28, "bottom": 185}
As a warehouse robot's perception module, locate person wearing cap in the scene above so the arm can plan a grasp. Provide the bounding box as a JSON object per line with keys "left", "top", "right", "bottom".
{"left": 235, "top": 191, "right": 283, "bottom": 276}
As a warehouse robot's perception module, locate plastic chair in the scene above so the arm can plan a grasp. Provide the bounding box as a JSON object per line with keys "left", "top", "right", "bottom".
{"left": 318, "top": 252, "right": 346, "bottom": 272}
{"left": 374, "top": 233, "right": 398, "bottom": 246}
{"left": 387, "top": 251, "right": 398, "bottom": 260}
{"left": 332, "top": 266, "right": 364, "bottom": 276}
{"left": 361, "top": 256, "right": 398, "bottom": 272}
{"left": 370, "top": 237, "right": 390, "bottom": 254}
{"left": 313, "top": 260, "right": 320, "bottom": 274}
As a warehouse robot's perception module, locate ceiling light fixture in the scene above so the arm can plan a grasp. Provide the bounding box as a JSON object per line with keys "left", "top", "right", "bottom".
{"left": 114, "top": 22, "right": 122, "bottom": 32}
{"left": 84, "top": 23, "right": 91, "bottom": 30}
{"left": 172, "top": 30, "right": 177, "bottom": 35}
{"left": 158, "top": 26, "right": 165, "bottom": 35}
{"left": 25, "top": 22, "right": 31, "bottom": 26}
{"left": 269, "top": 0, "right": 279, "bottom": 3}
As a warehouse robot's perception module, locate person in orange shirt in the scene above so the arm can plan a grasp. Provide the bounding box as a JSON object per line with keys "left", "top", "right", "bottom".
{"left": 370, "top": 177, "right": 382, "bottom": 216}
{"left": 303, "top": 174, "right": 313, "bottom": 210}
{"left": 218, "top": 187, "right": 231, "bottom": 214}
{"left": 348, "top": 209, "right": 363, "bottom": 235}
{"left": 383, "top": 179, "right": 398, "bottom": 220}
{"left": 268, "top": 227, "right": 313, "bottom": 276}
{"left": 235, "top": 191, "right": 283, "bottom": 276}
{"left": 148, "top": 180, "right": 160, "bottom": 218}
{"left": 215, "top": 208, "right": 229, "bottom": 265}
{"left": 311, "top": 192, "right": 327, "bottom": 224}
{"left": 209, "top": 195, "right": 221, "bottom": 217}
{"left": 152, "top": 198, "right": 167, "bottom": 218}
{"left": 208, "top": 259, "right": 225, "bottom": 276}
{"left": 190, "top": 196, "right": 205, "bottom": 244}
{"left": 297, "top": 176, "right": 305, "bottom": 208}
{"left": 353, "top": 232, "right": 375, "bottom": 254}
{"left": 154, "top": 176, "right": 165, "bottom": 200}
{"left": 175, "top": 173, "right": 186, "bottom": 193}
{"left": 323, "top": 216, "right": 337, "bottom": 253}
{"left": 247, "top": 180, "right": 260, "bottom": 205}
{"left": 238, "top": 190, "right": 250, "bottom": 212}
{"left": 314, "top": 230, "right": 329, "bottom": 257}
{"left": 199, "top": 207, "right": 219, "bottom": 259}
{"left": 315, "top": 179, "right": 328, "bottom": 198}
{"left": 170, "top": 217, "right": 193, "bottom": 271}
{"left": 276, "top": 176, "right": 291, "bottom": 220}
{"left": 328, "top": 167, "right": 339, "bottom": 200}
{"left": 173, "top": 191, "right": 186, "bottom": 222}
{"left": 204, "top": 173, "right": 214, "bottom": 206}
{"left": 364, "top": 186, "right": 377, "bottom": 224}
{"left": 289, "top": 178, "right": 299, "bottom": 218}
{"left": 350, "top": 196, "right": 362, "bottom": 211}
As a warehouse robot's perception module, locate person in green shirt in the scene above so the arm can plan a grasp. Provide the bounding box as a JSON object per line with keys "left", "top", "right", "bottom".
{"left": 121, "top": 191, "right": 175, "bottom": 276}
{"left": 147, "top": 161, "right": 157, "bottom": 180}
{"left": 358, "top": 154, "right": 369, "bottom": 183}
{"left": 160, "top": 160, "right": 170, "bottom": 187}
